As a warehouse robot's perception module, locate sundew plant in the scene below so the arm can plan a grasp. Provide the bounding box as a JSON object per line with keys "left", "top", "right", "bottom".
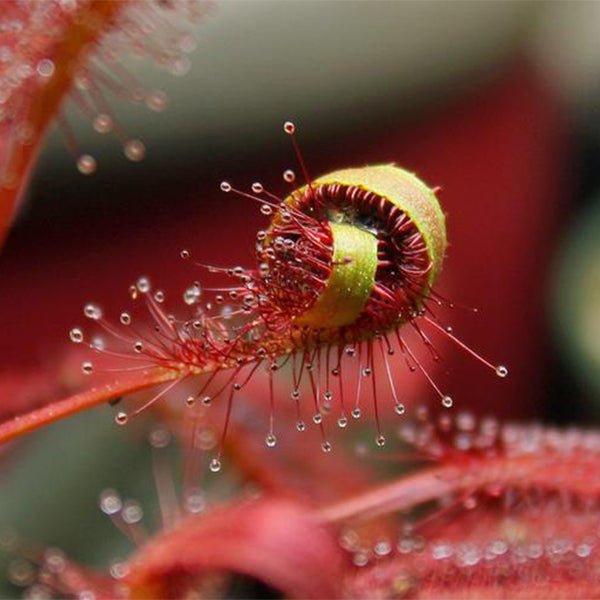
{"left": 0, "top": 2, "right": 598, "bottom": 599}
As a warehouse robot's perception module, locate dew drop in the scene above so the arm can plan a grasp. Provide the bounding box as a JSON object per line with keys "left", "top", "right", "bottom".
{"left": 260, "top": 204, "right": 273, "bottom": 216}
{"left": 77, "top": 154, "right": 97, "bottom": 175}
{"left": 265, "top": 433, "right": 277, "bottom": 448}
{"left": 296, "top": 421, "right": 306, "bottom": 432}
{"left": 321, "top": 441, "right": 332, "bottom": 453}
{"left": 185, "top": 395, "right": 196, "bottom": 407}
{"left": 291, "top": 389, "right": 300, "bottom": 400}
{"left": 81, "top": 361, "right": 94, "bottom": 375}
{"left": 220, "top": 181, "right": 232, "bottom": 192}
{"left": 123, "top": 139, "right": 145, "bottom": 162}
{"left": 93, "top": 113, "right": 113, "bottom": 134}
{"left": 119, "top": 312, "right": 131, "bottom": 325}
{"left": 153, "top": 290, "right": 165, "bottom": 303}
{"left": 145, "top": 89, "right": 168, "bottom": 112}
{"left": 283, "top": 121, "right": 296, "bottom": 134}
{"left": 313, "top": 413, "right": 323, "bottom": 424}
{"left": 351, "top": 408, "right": 362, "bottom": 419}
{"left": 496, "top": 365, "right": 508, "bottom": 378}
{"left": 133, "top": 340, "right": 144, "bottom": 353}
{"left": 36, "top": 58, "right": 55, "bottom": 78}
{"left": 395, "top": 403, "right": 406, "bottom": 415}
{"left": 136, "top": 276, "right": 151, "bottom": 294}
{"left": 441, "top": 395, "right": 453, "bottom": 408}
{"left": 115, "top": 412, "right": 128, "bottom": 425}
{"left": 122, "top": 501, "right": 143, "bottom": 524}
{"left": 283, "top": 169, "right": 296, "bottom": 183}
{"left": 362, "top": 367, "right": 372, "bottom": 377}
{"left": 83, "top": 303, "right": 102, "bottom": 320}
{"left": 99, "top": 490, "right": 122, "bottom": 515}
{"left": 180, "top": 249, "right": 190, "bottom": 259}
{"left": 209, "top": 458, "right": 221, "bottom": 473}
{"left": 376, "top": 435, "right": 386, "bottom": 447}
{"left": 69, "top": 328, "right": 83, "bottom": 343}
{"left": 337, "top": 416, "right": 348, "bottom": 428}
{"left": 251, "top": 182, "right": 264, "bottom": 194}
{"left": 183, "top": 284, "right": 201, "bottom": 305}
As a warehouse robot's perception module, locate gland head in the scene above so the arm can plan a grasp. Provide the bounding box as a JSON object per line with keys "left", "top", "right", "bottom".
{"left": 258, "top": 165, "right": 447, "bottom": 339}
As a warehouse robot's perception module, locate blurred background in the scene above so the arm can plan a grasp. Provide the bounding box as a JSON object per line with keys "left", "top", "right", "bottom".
{"left": 2, "top": 0, "right": 600, "bottom": 595}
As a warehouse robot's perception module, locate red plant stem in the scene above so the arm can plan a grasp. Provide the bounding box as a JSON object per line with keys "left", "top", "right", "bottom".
{"left": 0, "top": 367, "right": 176, "bottom": 444}
{"left": 0, "top": 1, "right": 126, "bottom": 248}
{"left": 319, "top": 451, "right": 600, "bottom": 524}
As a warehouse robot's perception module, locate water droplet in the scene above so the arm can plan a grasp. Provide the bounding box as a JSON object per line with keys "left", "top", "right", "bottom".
{"left": 123, "top": 139, "right": 145, "bottom": 162}
{"left": 185, "top": 396, "right": 196, "bottom": 407}
{"left": 83, "top": 303, "right": 102, "bottom": 320}
{"left": 77, "top": 154, "right": 97, "bottom": 175}
{"left": 145, "top": 89, "right": 168, "bottom": 112}
{"left": 122, "top": 500, "right": 143, "bottom": 524}
{"left": 265, "top": 433, "right": 277, "bottom": 447}
{"left": 115, "top": 412, "right": 128, "bottom": 425}
{"left": 136, "top": 276, "right": 151, "bottom": 294}
{"left": 153, "top": 290, "right": 165, "bottom": 303}
{"left": 442, "top": 395, "right": 453, "bottom": 408}
{"left": 69, "top": 328, "right": 83, "bottom": 343}
{"left": 283, "top": 121, "right": 296, "bottom": 134}
{"left": 291, "top": 389, "right": 300, "bottom": 400}
{"left": 496, "top": 365, "right": 508, "bottom": 378}
{"left": 251, "top": 182, "right": 264, "bottom": 194}
{"left": 201, "top": 396, "right": 211, "bottom": 406}
{"left": 148, "top": 427, "right": 171, "bottom": 448}
{"left": 180, "top": 249, "right": 190, "bottom": 259}
{"left": 321, "top": 441, "right": 332, "bottom": 453}
{"left": 376, "top": 435, "right": 386, "bottom": 447}
{"left": 351, "top": 408, "right": 362, "bottom": 419}
{"left": 99, "top": 490, "right": 122, "bottom": 515}
{"left": 119, "top": 312, "right": 131, "bottom": 325}
{"left": 183, "top": 284, "right": 201, "bottom": 305}
{"left": 36, "top": 58, "right": 55, "bottom": 78}
{"left": 283, "top": 169, "right": 296, "bottom": 183}
{"left": 220, "top": 181, "right": 232, "bottom": 192}
{"left": 337, "top": 416, "right": 348, "bottom": 428}
{"left": 362, "top": 367, "right": 372, "bottom": 377}
{"left": 209, "top": 458, "right": 221, "bottom": 473}
{"left": 133, "top": 341, "right": 144, "bottom": 353}
{"left": 313, "top": 413, "right": 322, "bottom": 424}
{"left": 395, "top": 403, "right": 406, "bottom": 415}
{"left": 93, "top": 113, "right": 113, "bottom": 134}
{"left": 81, "top": 361, "right": 94, "bottom": 375}
{"left": 296, "top": 421, "right": 306, "bottom": 432}
{"left": 260, "top": 204, "right": 273, "bottom": 216}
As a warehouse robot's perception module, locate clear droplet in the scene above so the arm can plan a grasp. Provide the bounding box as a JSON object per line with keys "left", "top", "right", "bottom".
{"left": 321, "top": 441, "right": 332, "bottom": 453}
{"left": 69, "top": 328, "right": 83, "bottom": 343}
{"left": 93, "top": 113, "right": 113, "bottom": 134}
{"left": 220, "top": 181, "right": 232, "bottom": 192}
{"left": 81, "top": 361, "right": 94, "bottom": 375}
{"left": 265, "top": 433, "right": 277, "bottom": 448}
{"left": 376, "top": 435, "right": 386, "bottom": 447}
{"left": 283, "top": 169, "right": 296, "bottom": 183}
{"left": 83, "top": 303, "right": 102, "bottom": 320}
{"left": 395, "top": 403, "right": 406, "bottom": 415}
{"left": 260, "top": 204, "right": 273, "bottom": 216}
{"left": 119, "top": 312, "right": 131, "bottom": 325}
{"left": 313, "top": 413, "right": 322, "bottom": 424}
{"left": 77, "top": 154, "right": 96, "bottom": 175}
{"left": 496, "top": 365, "right": 508, "bottom": 378}
{"left": 115, "top": 412, "right": 128, "bottom": 425}
{"left": 296, "top": 421, "right": 306, "bottom": 432}
{"left": 153, "top": 290, "right": 165, "bottom": 303}
{"left": 36, "top": 58, "right": 55, "bottom": 78}
{"left": 351, "top": 408, "right": 362, "bottom": 419}
{"left": 209, "top": 458, "right": 221, "bottom": 473}
{"left": 185, "top": 395, "right": 196, "bottom": 407}
{"left": 136, "top": 276, "right": 151, "bottom": 294}
{"left": 180, "top": 249, "right": 190, "bottom": 259}
{"left": 183, "top": 284, "right": 201, "bottom": 305}
{"left": 283, "top": 121, "right": 296, "bottom": 134}
{"left": 123, "top": 139, "right": 145, "bottom": 162}
{"left": 251, "top": 182, "right": 263, "bottom": 194}
{"left": 122, "top": 500, "right": 143, "bottom": 524}
{"left": 99, "top": 490, "right": 122, "bottom": 515}
{"left": 442, "top": 395, "right": 453, "bottom": 408}
{"left": 145, "top": 89, "right": 168, "bottom": 112}
{"left": 337, "top": 416, "right": 348, "bottom": 428}
{"left": 133, "top": 340, "right": 144, "bottom": 353}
